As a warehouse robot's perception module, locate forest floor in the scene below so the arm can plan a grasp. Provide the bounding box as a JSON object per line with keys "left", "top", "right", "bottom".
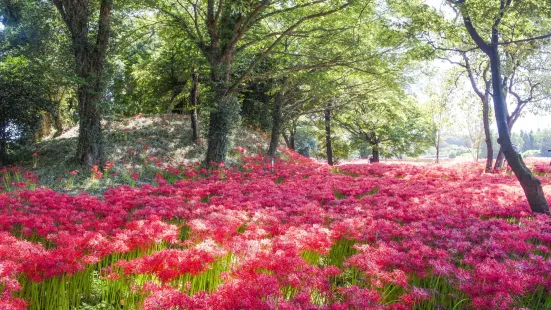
{"left": 10, "top": 114, "right": 268, "bottom": 193}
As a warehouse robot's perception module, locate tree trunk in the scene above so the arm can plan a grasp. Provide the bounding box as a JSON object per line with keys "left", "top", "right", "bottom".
{"left": 53, "top": 0, "right": 113, "bottom": 167}
{"left": 36, "top": 111, "right": 52, "bottom": 141}
{"left": 435, "top": 130, "right": 440, "bottom": 164}
{"left": 372, "top": 144, "right": 380, "bottom": 163}
{"left": 289, "top": 122, "right": 296, "bottom": 150}
{"left": 205, "top": 59, "right": 239, "bottom": 164}
{"left": 494, "top": 118, "right": 516, "bottom": 170}
{"left": 190, "top": 69, "right": 199, "bottom": 143}
{"left": 282, "top": 132, "right": 292, "bottom": 149}
{"left": 482, "top": 95, "right": 493, "bottom": 172}
{"left": 494, "top": 148, "right": 505, "bottom": 169}
{"left": 267, "top": 87, "right": 284, "bottom": 157}
{"left": 76, "top": 89, "right": 103, "bottom": 167}
{"left": 205, "top": 90, "right": 239, "bottom": 164}
{"left": 325, "top": 102, "right": 333, "bottom": 166}
{"left": 488, "top": 46, "right": 549, "bottom": 214}
{"left": 0, "top": 120, "right": 7, "bottom": 166}
{"left": 53, "top": 103, "right": 63, "bottom": 138}
{"left": 0, "top": 140, "right": 5, "bottom": 166}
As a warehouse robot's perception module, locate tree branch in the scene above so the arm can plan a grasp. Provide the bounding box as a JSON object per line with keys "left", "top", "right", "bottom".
{"left": 228, "top": 2, "right": 349, "bottom": 93}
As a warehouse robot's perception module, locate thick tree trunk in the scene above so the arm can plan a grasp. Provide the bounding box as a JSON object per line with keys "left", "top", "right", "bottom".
{"left": 372, "top": 144, "right": 380, "bottom": 163}
{"left": 488, "top": 46, "right": 549, "bottom": 214}
{"left": 36, "top": 112, "right": 52, "bottom": 141}
{"left": 76, "top": 89, "right": 103, "bottom": 166}
{"left": 54, "top": 0, "right": 112, "bottom": 167}
{"left": 190, "top": 69, "right": 199, "bottom": 143}
{"left": 205, "top": 96, "right": 238, "bottom": 164}
{"left": 482, "top": 96, "right": 493, "bottom": 172}
{"left": 205, "top": 60, "right": 238, "bottom": 164}
{"left": 325, "top": 102, "right": 333, "bottom": 166}
{"left": 267, "top": 87, "right": 284, "bottom": 157}
{"left": 206, "top": 110, "right": 229, "bottom": 164}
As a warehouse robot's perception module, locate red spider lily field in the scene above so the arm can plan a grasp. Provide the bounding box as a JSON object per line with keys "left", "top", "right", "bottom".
{"left": 2, "top": 150, "right": 551, "bottom": 309}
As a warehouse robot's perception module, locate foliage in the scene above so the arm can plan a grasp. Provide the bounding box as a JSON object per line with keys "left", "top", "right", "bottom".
{"left": 337, "top": 87, "right": 434, "bottom": 158}
{"left": 0, "top": 56, "right": 50, "bottom": 160}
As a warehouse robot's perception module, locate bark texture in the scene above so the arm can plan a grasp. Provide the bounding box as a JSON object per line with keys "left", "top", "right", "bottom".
{"left": 488, "top": 48, "right": 549, "bottom": 213}
{"left": 53, "top": 0, "right": 113, "bottom": 167}
{"left": 372, "top": 144, "right": 380, "bottom": 163}
{"left": 267, "top": 88, "right": 284, "bottom": 157}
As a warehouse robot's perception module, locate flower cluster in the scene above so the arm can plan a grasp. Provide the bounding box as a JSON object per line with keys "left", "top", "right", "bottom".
{"left": 1, "top": 150, "right": 551, "bottom": 309}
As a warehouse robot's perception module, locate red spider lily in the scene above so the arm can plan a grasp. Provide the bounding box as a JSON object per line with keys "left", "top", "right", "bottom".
{"left": 1, "top": 152, "right": 551, "bottom": 309}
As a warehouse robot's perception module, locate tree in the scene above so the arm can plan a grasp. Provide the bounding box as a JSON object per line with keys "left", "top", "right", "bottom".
{"left": 1, "top": 0, "right": 75, "bottom": 139}
{"left": 493, "top": 49, "right": 551, "bottom": 169}
{"left": 0, "top": 56, "right": 50, "bottom": 164}
{"left": 337, "top": 85, "right": 433, "bottom": 162}
{"left": 52, "top": 0, "right": 114, "bottom": 167}
{"left": 426, "top": 80, "right": 454, "bottom": 164}
{"left": 446, "top": 53, "right": 494, "bottom": 171}
{"left": 446, "top": 0, "right": 551, "bottom": 213}
{"left": 158, "top": 0, "right": 350, "bottom": 164}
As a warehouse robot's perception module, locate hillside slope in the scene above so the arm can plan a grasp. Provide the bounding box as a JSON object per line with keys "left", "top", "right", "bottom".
{"left": 10, "top": 114, "right": 269, "bottom": 192}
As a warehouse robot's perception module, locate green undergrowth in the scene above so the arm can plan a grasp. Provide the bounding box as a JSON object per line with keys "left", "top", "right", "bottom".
{"left": 9, "top": 115, "right": 269, "bottom": 194}
{"left": 18, "top": 244, "right": 166, "bottom": 310}
{"left": 15, "top": 220, "right": 232, "bottom": 310}
{"left": 14, "top": 230, "right": 551, "bottom": 309}
{"left": 330, "top": 168, "right": 361, "bottom": 177}
{"left": 356, "top": 186, "right": 379, "bottom": 199}
{"left": 516, "top": 285, "right": 551, "bottom": 309}
{"left": 302, "top": 239, "right": 472, "bottom": 309}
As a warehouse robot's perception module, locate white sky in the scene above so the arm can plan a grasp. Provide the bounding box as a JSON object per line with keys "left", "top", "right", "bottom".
{"left": 410, "top": 0, "right": 551, "bottom": 134}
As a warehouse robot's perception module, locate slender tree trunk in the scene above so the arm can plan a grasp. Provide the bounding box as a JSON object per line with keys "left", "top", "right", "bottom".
{"left": 190, "top": 109, "right": 199, "bottom": 143}
{"left": 0, "top": 120, "right": 7, "bottom": 166}
{"left": 282, "top": 132, "right": 291, "bottom": 149}
{"left": 267, "top": 87, "right": 284, "bottom": 157}
{"left": 488, "top": 46, "right": 549, "bottom": 214}
{"left": 190, "top": 69, "right": 199, "bottom": 143}
{"left": 53, "top": 103, "right": 63, "bottom": 138}
{"left": 325, "top": 102, "right": 333, "bottom": 166}
{"left": 289, "top": 122, "right": 296, "bottom": 150}
{"left": 435, "top": 130, "right": 440, "bottom": 164}
{"left": 482, "top": 95, "right": 493, "bottom": 172}
{"left": 494, "top": 149, "right": 505, "bottom": 169}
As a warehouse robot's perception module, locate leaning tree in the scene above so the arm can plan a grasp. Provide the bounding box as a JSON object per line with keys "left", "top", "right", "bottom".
{"left": 446, "top": 0, "right": 551, "bottom": 213}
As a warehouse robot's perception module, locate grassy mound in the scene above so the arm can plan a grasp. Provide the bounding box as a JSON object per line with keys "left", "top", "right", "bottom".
{"left": 10, "top": 114, "right": 269, "bottom": 193}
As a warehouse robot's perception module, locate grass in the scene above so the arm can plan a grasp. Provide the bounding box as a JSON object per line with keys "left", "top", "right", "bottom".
{"left": 9, "top": 114, "right": 269, "bottom": 194}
